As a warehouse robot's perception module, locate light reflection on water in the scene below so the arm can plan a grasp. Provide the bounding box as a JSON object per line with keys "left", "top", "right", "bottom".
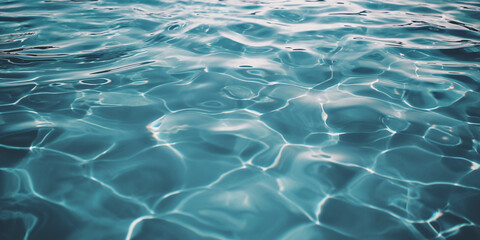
{"left": 1, "top": 0, "right": 480, "bottom": 239}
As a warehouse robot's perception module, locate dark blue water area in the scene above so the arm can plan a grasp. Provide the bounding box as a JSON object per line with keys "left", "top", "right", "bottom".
{"left": 1, "top": 0, "right": 480, "bottom": 239}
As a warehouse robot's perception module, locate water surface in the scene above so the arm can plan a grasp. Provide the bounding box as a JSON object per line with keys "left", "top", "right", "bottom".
{"left": 1, "top": 0, "right": 480, "bottom": 239}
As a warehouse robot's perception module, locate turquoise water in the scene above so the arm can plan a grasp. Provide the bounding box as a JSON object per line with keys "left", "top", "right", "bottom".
{"left": 1, "top": 0, "right": 480, "bottom": 239}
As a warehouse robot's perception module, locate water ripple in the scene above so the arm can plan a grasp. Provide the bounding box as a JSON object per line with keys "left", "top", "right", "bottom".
{"left": 1, "top": 0, "right": 480, "bottom": 239}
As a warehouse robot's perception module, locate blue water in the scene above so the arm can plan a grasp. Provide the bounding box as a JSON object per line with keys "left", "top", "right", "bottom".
{"left": 1, "top": 0, "right": 480, "bottom": 239}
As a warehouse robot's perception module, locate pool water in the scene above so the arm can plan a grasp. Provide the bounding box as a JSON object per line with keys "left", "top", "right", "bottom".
{"left": 1, "top": 0, "right": 480, "bottom": 239}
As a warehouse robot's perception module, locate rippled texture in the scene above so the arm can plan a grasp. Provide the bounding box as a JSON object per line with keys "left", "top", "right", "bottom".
{"left": 1, "top": 0, "right": 480, "bottom": 239}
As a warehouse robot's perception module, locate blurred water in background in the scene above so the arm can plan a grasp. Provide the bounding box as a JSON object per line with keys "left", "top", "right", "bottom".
{"left": 1, "top": 0, "right": 480, "bottom": 239}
